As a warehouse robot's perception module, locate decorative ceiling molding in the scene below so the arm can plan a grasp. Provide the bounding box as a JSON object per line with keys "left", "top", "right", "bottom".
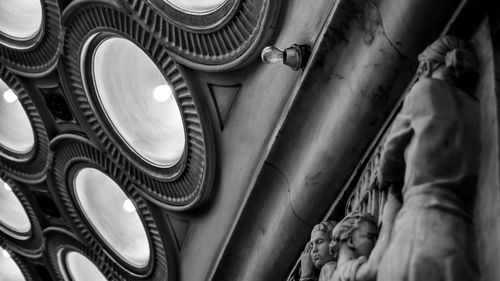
{"left": 59, "top": 3, "right": 216, "bottom": 209}
{"left": 0, "top": 173, "right": 44, "bottom": 258}
{"left": 43, "top": 228, "right": 127, "bottom": 281}
{"left": 167, "top": 216, "right": 190, "bottom": 250}
{"left": 120, "top": 0, "right": 280, "bottom": 71}
{"left": 0, "top": 239, "right": 40, "bottom": 281}
{"left": 0, "top": 0, "right": 62, "bottom": 75}
{"left": 145, "top": 0, "right": 240, "bottom": 32}
{"left": 0, "top": 65, "right": 50, "bottom": 183}
{"left": 47, "top": 135, "right": 177, "bottom": 279}
{"left": 208, "top": 83, "right": 241, "bottom": 129}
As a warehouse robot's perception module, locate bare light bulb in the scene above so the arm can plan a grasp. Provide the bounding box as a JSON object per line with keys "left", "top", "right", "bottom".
{"left": 3, "top": 89, "right": 18, "bottom": 103}
{"left": 122, "top": 198, "right": 136, "bottom": 213}
{"left": 153, "top": 85, "right": 173, "bottom": 102}
{"left": 261, "top": 46, "right": 284, "bottom": 64}
{"left": 2, "top": 249, "right": 10, "bottom": 258}
{"left": 3, "top": 183, "right": 12, "bottom": 192}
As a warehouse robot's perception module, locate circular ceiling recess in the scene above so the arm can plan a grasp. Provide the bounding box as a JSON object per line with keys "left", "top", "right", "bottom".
{"left": 0, "top": 0, "right": 62, "bottom": 74}
{"left": 0, "top": 241, "right": 40, "bottom": 281}
{"left": 73, "top": 167, "right": 151, "bottom": 268}
{"left": 165, "top": 0, "right": 228, "bottom": 14}
{"left": 0, "top": 246, "right": 26, "bottom": 281}
{"left": 0, "top": 173, "right": 43, "bottom": 258}
{"left": 48, "top": 136, "right": 177, "bottom": 279}
{"left": 0, "top": 0, "right": 42, "bottom": 48}
{"left": 0, "top": 179, "right": 31, "bottom": 239}
{"left": 44, "top": 229, "right": 124, "bottom": 281}
{"left": 91, "top": 37, "right": 185, "bottom": 168}
{"left": 0, "top": 78, "right": 35, "bottom": 155}
{"left": 61, "top": 250, "right": 108, "bottom": 281}
{"left": 0, "top": 65, "right": 50, "bottom": 182}
{"left": 61, "top": 3, "right": 215, "bottom": 210}
{"left": 120, "top": 0, "right": 280, "bottom": 71}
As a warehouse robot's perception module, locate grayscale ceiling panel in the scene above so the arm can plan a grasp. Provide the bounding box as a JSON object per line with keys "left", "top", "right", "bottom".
{"left": 48, "top": 136, "right": 177, "bottom": 280}
{"left": 120, "top": 0, "right": 280, "bottom": 71}
{"left": 59, "top": 2, "right": 216, "bottom": 209}
{"left": 0, "top": 0, "right": 62, "bottom": 74}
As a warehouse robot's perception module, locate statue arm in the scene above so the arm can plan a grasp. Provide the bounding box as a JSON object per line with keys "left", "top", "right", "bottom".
{"left": 378, "top": 97, "right": 414, "bottom": 188}
{"left": 299, "top": 243, "right": 318, "bottom": 281}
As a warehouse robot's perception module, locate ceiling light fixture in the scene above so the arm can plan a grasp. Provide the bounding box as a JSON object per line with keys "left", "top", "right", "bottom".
{"left": 90, "top": 37, "right": 185, "bottom": 167}
{"left": 0, "top": 179, "right": 31, "bottom": 237}
{"left": 0, "top": 79, "right": 35, "bottom": 154}
{"left": 165, "top": 0, "right": 227, "bottom": 14}
{"left": 0, "top": 0, "right": 43, "bottom": 48}
{"left": 74, "top": 168, "right": 150, "bottom": 267}
{"left": 0, "top": 246, "right": 25, "bottom": 281}
{"left": 64, "top": 251, "right": 108, "bottom": 281}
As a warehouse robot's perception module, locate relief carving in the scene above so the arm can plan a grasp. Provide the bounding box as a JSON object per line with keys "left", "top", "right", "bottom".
{"left": 330, "top": 191, "right": 400, "bottom": 281}
{"left": 376, "top": 35, "right": 480, "bottom": 281}
{"left": 345, "top": 145, "right": 386, "bottom": 219}
{"left": 289, "top": 34, "right": 481, "bottom": 281}
{"left": 297, "top": 221, "right": 337, "bottom": 281}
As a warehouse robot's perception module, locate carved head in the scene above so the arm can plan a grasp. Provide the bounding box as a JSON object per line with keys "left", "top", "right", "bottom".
{"left": 417, "top": 35, "right": 478, "bottom": 92}
{"left": 310, "top": 220, "right": 336, "bottom": 269}
{"left": 329, "top": 213, "right": 378, "bottom": 259}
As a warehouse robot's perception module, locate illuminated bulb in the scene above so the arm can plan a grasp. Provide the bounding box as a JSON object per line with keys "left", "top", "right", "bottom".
{"left": 153, "top": 85, "right": 173, "bottom": 102}
{"left": 3, "top": 183, "right": 12, "bottom": 192}
{"left": 122, "top": 198, "right": 136, "bottom": 213}
{"left": 2, "top": 249, "right": 10, "bottom": 258}
{"left": 261, "top": 46, "right": 284, "bottom": 64}
{"left": 3, "top": 89, "right": 18, "bottom": 103}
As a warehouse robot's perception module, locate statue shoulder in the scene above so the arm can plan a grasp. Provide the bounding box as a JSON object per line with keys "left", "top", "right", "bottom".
{"left": 318, "top": 261, "right": 337, "bottom": 281}
{"left": 410, "top": 78, "right": 452, "bottom": 97}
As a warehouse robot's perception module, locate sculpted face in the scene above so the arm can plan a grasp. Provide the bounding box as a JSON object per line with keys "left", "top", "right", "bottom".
{"left": 310, "top": 231, "right": 334, "bottom": 269}
{"left": 351, "top": 220, "right": 377, "bottom": 257}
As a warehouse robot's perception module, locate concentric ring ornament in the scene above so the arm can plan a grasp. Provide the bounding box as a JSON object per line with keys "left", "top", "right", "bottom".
{"left": 44, "top": 228, "right": 124, "bottom": 281}
{"left": 60, "top": 2, "right": 215, "bottom": 209}
{"left": 0, "top": 240, "right": 40, "bottom": 281}
{"left": 48, "top": 135, "right": 177, "bottom": 279}
{"left": 0, "top": 173, "right": 44, "bottom": 258}
{"left": 0, "top": 0, "right": 63, "bottom": 74}
{"left": 120, "top": 0, "right": 280, "bottom": 71}
{"left": 0, "top": 65, "right": 50, "bottom": 184}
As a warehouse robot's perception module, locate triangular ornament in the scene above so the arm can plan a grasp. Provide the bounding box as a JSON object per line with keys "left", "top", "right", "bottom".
{"left": 208, "top": 83, "right": 242, "bottom": 129}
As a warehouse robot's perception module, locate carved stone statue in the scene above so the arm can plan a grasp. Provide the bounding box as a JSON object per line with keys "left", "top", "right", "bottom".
{"left": 328, "top": 192, "right": 400, "bottom": 281}
{"left": 299, "top": 221, "right": 337, "bottom": 281}
{"left": 329, "top": 212, "right": 378, "bottom": 281}
{"left": 377, "top": 35, "right": 480, "bottom": 281}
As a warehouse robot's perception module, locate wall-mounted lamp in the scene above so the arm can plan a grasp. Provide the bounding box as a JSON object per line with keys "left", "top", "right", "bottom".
{"left": 261, "top": 44, "right": 311, "bottom": 70}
